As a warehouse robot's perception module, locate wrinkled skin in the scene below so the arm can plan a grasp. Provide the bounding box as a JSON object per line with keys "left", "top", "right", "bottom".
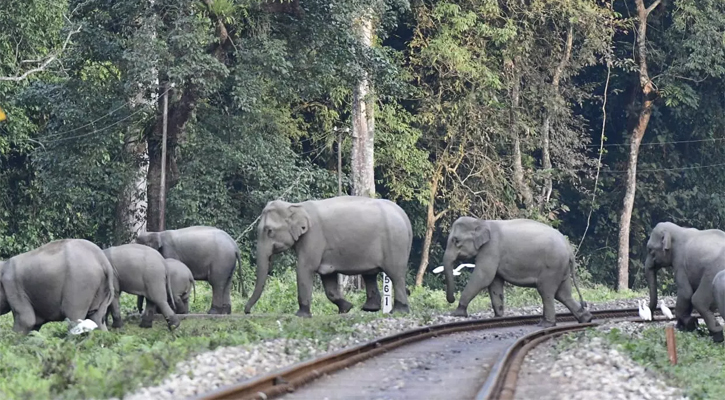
{"left": 135, "top": 226, "right": 240, "bottom": 314}
{"left": 645, "top": 222, "right": 725, "bottom": 342}
{"left": 245, "top": 196, "right": 413, "bottom": 317}
{"left": 137, "top": 258, "right": 195, "bottom": 315}
{"left": 443, "top": 217, "right": 592, "bottom": 327}
{"left": 103, "top": 244, "right": 180, "bottom": 331}
{"left": 0, "top": 239, "right": 114, "bottom": 334}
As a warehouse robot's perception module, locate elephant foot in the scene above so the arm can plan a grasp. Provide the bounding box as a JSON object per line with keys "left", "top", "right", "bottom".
{"left": 337, "top": 300, "right": 354, "bottom": 314}
{"left": 676, "top": 316, "right": 698, "bottom": 332}
{"left": 166, "top": 316, "right": 181, "bottom": 331}
{"left": 710, "top": 329, "right": 724, "bottom": 343}
{"left": 207, "top": 305, "right": 226, "bottom": 314}
{"left": 223, "top": 304, "right": 232, "bottom": 314}
{"left": 451, "top": 305, "right": 468, "bottom": 318}
{"left": 493, "top": 306, "right": 504, "bottom": 318}
{"left": 577, "top": 309, "right": 593, "bottom": 324}
{"left": 361, "top": 299, "right": 381, "bottom": 312}
{"left": 111, "top": 319, "right": 124, "bottom": 329}
{"left": 392, "top": 300, "right": 410, "bottom": 314}
{"left": 538, "top": 319, "right": 556, "bottom": 328}
{"left": 139, "top": 319, "right": 153, "bottom": 329}
{"left": 295, "top": 306, "right": 312, "bottom": 318}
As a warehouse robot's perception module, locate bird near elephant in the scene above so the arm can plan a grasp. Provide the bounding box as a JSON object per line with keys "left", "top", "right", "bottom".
{"left": 137, "top": 258, "right": 196, "bottom": 315}
{"left": 135, "top": 226, "right": 241, "bottom": 314}
{"left": 244, "top": 196, "right": 413, "bottom": 317}
{"left": 103, "top": 244, "right": 180, "bottom": 331}
{"left": 644, "top": 221, "right": 725, "bottom": 342}
{"left": 0, "top": 239, "right": 115, "bottom": 334}
{"left": 442, "top": 217, "right": 592, "bottom": 327}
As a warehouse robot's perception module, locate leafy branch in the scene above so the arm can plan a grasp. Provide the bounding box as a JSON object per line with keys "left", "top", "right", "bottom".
{"left": 0, "top": 24, "right": 82, "bottom": 82}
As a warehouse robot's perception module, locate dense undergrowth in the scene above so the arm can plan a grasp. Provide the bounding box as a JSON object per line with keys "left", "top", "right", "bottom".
{"left": 602, "top": 326, "right": 725, "bottom": 400}
{"left": 0, "top": 271, "right": 645, "bottom": 400}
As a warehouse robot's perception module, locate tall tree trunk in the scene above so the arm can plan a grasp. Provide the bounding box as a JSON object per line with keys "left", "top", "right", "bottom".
{"left": 617, "top": 0, "right": 662, "bottom": 291}
{"left": 348, "top": 15, "right": 376, "bottom": 290}
{"left": 509, "top": 62, "right": 533, "bottom": 210}
{"left": 415, "top": 164, "right": 446, "bottom": 287}
{"left": 541, "top": 24, "right": 573, "bottom": 209}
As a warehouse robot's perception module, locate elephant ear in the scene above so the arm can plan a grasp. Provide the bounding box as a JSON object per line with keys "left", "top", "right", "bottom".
{"left": 473, "top": 222, "right": 491, "bottom": 249}
{"left": 288, "top": 206, "right": 311, "bottom": 241}
{"left": 661, "top": 230, "right": 672, "bottom": 251}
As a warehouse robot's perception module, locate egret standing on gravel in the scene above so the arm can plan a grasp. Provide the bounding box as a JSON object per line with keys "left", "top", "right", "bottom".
{"left": 638, "top": 300, "right": 652, "bottom": 321}
{"left": 659, "top": 300, "right": 674, "bottom": 319}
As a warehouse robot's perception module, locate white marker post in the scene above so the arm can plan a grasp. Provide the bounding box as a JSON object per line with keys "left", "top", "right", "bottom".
{"left": 382, "top": 272, "right": 392, "bottom": 313}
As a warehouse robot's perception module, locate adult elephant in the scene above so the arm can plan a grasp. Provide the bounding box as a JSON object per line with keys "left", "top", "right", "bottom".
{"left": 442, "top": 217, "right": 592, "bottom": 327}
{"left": 0, "top": 239, "right": 114, "bottom": 334}
{"left": 244, "top": 196, "right": 413, "bottom": 317}
{"left": 135, "top": 226, "right": 241, "bottom": 314}
{"left": 645, "top": 221, "right": 725, "bottom": 342}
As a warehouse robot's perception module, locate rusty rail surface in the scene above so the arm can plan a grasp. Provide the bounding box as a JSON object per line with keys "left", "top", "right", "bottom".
{"left": 192, "top": 308, "right": 654, "bottom": 400}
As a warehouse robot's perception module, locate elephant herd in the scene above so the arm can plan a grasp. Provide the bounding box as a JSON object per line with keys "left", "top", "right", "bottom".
{"left": 0, "top": 226, "right": 240, "bottom": 334}
{"left": 3, "top": 193, "right": 719, "bottom": 341}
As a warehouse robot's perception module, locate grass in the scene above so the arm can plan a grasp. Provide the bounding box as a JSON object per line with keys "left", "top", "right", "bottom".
{"left": 0, "top": 269, "right": 647, "bottom": 400}
{"left": 600, "top": 325, "right": 725, "bottom": 400}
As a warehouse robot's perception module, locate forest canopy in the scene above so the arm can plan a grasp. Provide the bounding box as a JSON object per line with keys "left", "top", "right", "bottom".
{"left": 2, "top": 0, "right": 725, "bottom": 292}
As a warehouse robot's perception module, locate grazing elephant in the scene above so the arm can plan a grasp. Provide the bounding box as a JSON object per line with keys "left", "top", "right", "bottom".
{"left": 137, "top": 258, "right": 196, "bottom": 315}
{"left": 645, "top": 222, "right": 725, "bottom": 342}
{"left": 244, "top": 196, "right": 413, "bottom": 317}
{"left": 135, "top": 226, "right": 241, "bottom": 314}
{"left": 0, "top": 239, "right": 114, "bottom": 334}
{"left": 103, "top": 244, "right": 180, "bottom": 330}
{"left": 443, "top": 217, "right": 592, "bottom": 327}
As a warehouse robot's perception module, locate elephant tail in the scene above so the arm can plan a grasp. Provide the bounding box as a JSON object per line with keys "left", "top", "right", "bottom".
{"left": 136, "top": 295, "right": 145, "bottom": 314}
{"left": 235, "top": 246, "right": 246, "bottom": 298}
{"left": 191, "top": 277, "right": 197, "bottom": 304}
{"left": 569, "top": 254, "right": 587, "bottom": 309}
{"left": 166, "top": 270, "right": 176, "bottom": 311}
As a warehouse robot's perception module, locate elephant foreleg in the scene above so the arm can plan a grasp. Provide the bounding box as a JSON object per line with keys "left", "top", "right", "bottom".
{"left": 692, "top": 275, "right": 723, "bottom": 342}
{"left": 488, "top": 276, "right": 505, "bottom": 317}
{"left": 140, "top": 301, "right": 156, "bottom": 328}
{"left": 295, "top": 264, "right": 315, "bottom": 318}
{"left": 362, "top": 273, "right": 381, "bottom": 312}
{"left": 454, "top": 262, "right": 497, "bottom": 318}
{"left": 109, "top": 295, "right": 124, "bottom": 329}
{"left": 321, "top": 274, "right": 353, "bottom": 314}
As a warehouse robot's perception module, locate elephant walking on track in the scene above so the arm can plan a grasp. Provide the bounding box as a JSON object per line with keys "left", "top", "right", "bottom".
{"left": 0, "top": 239, "right": 115, "bottom": 334}
{"left": 442, "top": 217, "right": 592, "bottom": 327}
{"left": 244, "top": 196, "right": 413, "bottom": 317}
{"left": 135, "top": 226, "right": 241, "bottom": 314}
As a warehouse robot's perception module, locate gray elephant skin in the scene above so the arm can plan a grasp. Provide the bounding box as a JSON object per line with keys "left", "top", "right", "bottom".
{"left": 0, "top": 239, "right": 114, "bottom": 334}
{"left": 103, "top": 244, "right": 180, "bottom": 330}
{"left": 645, "top": 221, "right": 725, "bottom": 342}
{"left": 137, "top": 258, "right": 196, "bottom": 315}
{"left": 135, "top": 226, "right": 241, "bottom": 314}
{"left": 442, "top": 217, "right": 592, "bottom": 327}
{"left": 244, "top": 196, "right": 413, "bottom": 317}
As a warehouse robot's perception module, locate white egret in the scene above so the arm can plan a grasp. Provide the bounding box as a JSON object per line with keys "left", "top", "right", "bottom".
{"left": 66, "top": 318, "right": 98, "bottom": 335}
{"left": 638, "top": 300, "right": 652, "bottom": 321}
{"left": 659, "top": 300, "right": 674, "bottom": 319}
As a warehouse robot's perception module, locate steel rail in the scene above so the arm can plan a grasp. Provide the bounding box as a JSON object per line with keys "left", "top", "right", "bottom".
{"left": 192, "top": 308, "right": 648, "bottom": 400}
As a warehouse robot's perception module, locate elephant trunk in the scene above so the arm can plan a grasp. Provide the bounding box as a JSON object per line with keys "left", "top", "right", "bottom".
{"left": 645, "top": 254, "right": 658, "bottom": 311}
{"left": 443, "top": 248, "right": 457, "bottom": 303}
{"left": 244, "top": 244, "right": 272, "bottom": 314}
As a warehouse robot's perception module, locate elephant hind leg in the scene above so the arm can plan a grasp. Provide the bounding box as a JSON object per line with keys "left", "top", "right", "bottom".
{"left": 321, "top": 273, "right": 353, "bottom": 314}
{"left": 488, "top": 276, "right": 505, "bottom": 317}
{"left": 692, "top": 275, "right": 722, "bottom": 341}
{"left": 109, "top": 295, "right": 124, "bottom": 329}
{"left": 536, "top": 283, "right": 557, "bottom": 328}
{"left": 555, "top": 278, "right": 592, "bottom": 323}
{"left": 208, "top": 261, "right": 234, "bottom": 315}
{"left": 386, "top": 268, "right": 410, "bottom": 314}
{"left": 361, "top": 273, "right": 381, "bottom": 312}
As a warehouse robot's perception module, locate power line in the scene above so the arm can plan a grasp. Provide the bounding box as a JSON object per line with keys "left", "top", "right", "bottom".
{"left": 585, "top": 137, "right": 725, "bottom": 148}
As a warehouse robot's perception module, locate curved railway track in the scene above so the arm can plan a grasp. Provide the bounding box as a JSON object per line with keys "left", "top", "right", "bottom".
{"left": 191, "top": 307, "right": 668, "bottom": 400}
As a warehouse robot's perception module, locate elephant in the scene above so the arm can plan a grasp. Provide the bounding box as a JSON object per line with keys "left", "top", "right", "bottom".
{"left": 137, "top": 258, "right": 196, "bottom": 315}
{"left": 645, "top": 221, "right": 725, "bottom": 342}
{"left": 442, "top": 217, "right": 592, "bottom": 327}
{"left": 103, "top": 244, "right": 180, "bottom": 330}
{"left": 135, "top": 226, "right": 241, "bottom": 314}
{"left": 0, "top": 239, "right": 114, "bottom": 334}
{"left": 244, "top": 196, "right": 413, "bottom": 317}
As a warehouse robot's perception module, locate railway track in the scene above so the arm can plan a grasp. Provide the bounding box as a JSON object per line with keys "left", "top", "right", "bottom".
{"left": 191, "top": 307, "right": 663, "bottom": 400}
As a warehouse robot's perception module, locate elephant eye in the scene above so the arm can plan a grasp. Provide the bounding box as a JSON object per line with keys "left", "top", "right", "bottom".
{"left": 266, "top": 228, "right": 275, "bottom": 238}
{"left": 453, "top": 237, "right": 460, "bottom": 247}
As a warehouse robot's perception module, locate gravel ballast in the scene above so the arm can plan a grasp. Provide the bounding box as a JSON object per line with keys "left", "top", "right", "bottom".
{"left": 121, "top": 296, "right": 680, "bottom": 399}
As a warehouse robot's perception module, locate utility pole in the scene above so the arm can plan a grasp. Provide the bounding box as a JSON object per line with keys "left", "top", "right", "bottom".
{"left": 336, "top": 127, "right": 342, "bottom": 196}
{"left": 158, "top": 83, "right": 169, "bottom": 231}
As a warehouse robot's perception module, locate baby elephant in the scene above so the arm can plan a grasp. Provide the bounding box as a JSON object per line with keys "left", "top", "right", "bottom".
{"left": 103, "top": 244, "right": 180, "bottom": 330}
{"left": 0, "top": 239, "right": 115, "bottom": 334}
{"left": 137, "top": 258, "right": 195, "bottom": 315}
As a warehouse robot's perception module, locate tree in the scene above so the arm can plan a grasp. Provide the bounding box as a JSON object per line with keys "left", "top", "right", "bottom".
{"left": 616, "top": 0, "right": 662, "bottom": 291}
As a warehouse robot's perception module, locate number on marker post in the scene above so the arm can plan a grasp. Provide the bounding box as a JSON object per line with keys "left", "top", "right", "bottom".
{"left": 382, "top": 273, "right": 392, "bottom": 313}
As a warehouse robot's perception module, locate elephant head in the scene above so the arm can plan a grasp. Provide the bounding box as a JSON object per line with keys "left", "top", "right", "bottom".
{"left": 443, "top": 217, "right": 490, "bottom": 304}
{"left": 244, "top": 200, "right": 311, "bottom": 313}
{"left": 134, "top": 232, "right": 162, "bottom": 251}
{"left": 645, "top": 223, "right": 674, "bottom": 311}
